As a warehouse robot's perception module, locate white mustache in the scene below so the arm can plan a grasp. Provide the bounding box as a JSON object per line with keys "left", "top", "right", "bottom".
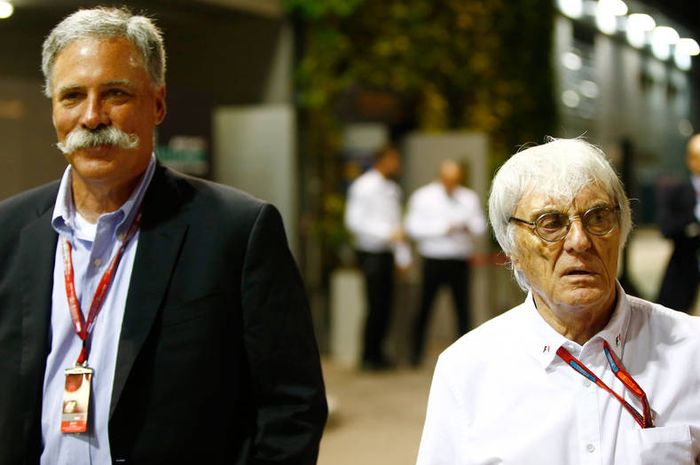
{"left": 56, "top": 126, "right": 139, "bottom": 155}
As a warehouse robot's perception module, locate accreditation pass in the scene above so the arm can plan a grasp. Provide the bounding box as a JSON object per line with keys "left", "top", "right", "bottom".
{"left": 60, "top": 365, "right": 93, "bottom": 433}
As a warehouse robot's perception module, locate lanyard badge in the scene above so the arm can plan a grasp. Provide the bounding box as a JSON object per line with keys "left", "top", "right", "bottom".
{"left": 61, "top": 365, "right": 93, "bottom": 433}
{"left": 59, "top": 208, "right": 142, "bottom": 434}
{"left": 557, "top": 340, "right": 654, "bottom": 429}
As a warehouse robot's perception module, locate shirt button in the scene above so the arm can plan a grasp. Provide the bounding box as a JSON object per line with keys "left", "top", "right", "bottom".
{"left": 94, "top": 258, "right": 102, "bottom": 267}
{"left": 582, "top": 379, "right": 592, "bottom": 388}
{"left": 586, "top": 443, "right": 595, "bottom": 453}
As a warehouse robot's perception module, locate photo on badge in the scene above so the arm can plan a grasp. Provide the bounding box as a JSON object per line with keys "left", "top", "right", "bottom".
{"left": 61, "top": 366, "right": 93, "bottom": 433}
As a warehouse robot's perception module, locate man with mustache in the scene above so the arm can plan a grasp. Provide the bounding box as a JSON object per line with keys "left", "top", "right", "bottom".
{"left": 0, "top": 6, "right": 327, "bottom": 465}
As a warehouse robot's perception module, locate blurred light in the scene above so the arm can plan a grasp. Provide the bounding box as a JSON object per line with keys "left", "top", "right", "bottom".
{"left": 558, "top": 0, "right": 584, "bottom": 19}
{"left": 627, "top": 13, "right": 655, "bottom": 31}
{"left": 561, "top": 51, "right": 582, "bottom": 71}
{"left": 679, "top": 119, "right": 694, "bottom": 137}
{"left": 0, "top": 1, "right": 13, "bottom": 19}
{"left": 625, "top": 14, "right": 655, "bottom": 49}
{"left": 651, "top": 26, "right": 680, "bottom": 61}
{"left": 677, "top": 38, "right": 700, "bottom": 56}
{"left": 562, "top": 90, "right": 581, "bottom": 108}
{"left": 674, "top": 52, "right": 691, "bottom": 71}
{"left": 595, "top": 9, "right": 617, "bottom": 35}
{"left": 673, "top": 39, "right": 697, "bottom": 70}
{"left": 598, "top": 0, "right": 628, "bottom": 16}
{"left": 579, "top": 80, "right": 599, "bottom": 98}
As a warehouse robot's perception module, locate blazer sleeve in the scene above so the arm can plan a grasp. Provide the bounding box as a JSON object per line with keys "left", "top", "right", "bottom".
{"left": 240, "top": 203, "right": 327, "bottom": 464}
{"left": 656, "top": 180, "right": 698, "bottom": 241}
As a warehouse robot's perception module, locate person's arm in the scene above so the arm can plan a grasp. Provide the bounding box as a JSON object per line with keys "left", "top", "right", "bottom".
{"left": 416, "top": 355, "right": 463, "bottom": 465}
{"left": 463, "top": 192, "right": 487, "bottom": 237}
{"left": 657, "top": 181, "right": 699, "bottom": 241}
{"left": 241, "top": 204, "right": 327, "bottom": 465}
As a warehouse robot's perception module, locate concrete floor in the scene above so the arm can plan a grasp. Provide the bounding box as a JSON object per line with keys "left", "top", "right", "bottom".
{"left": 317, "top": 227, "right": 697, "bottom": 465}
{"left": 318, "top": 362, "right": 434, "bottom": 465}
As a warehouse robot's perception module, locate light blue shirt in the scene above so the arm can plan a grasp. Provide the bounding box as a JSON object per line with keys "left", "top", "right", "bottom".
{"left": 41, "top": 156, "right": 155, "bottom": 465}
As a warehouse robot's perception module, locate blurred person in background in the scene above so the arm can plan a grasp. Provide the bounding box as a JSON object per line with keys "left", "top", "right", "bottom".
{"left": 656, "top": 133, "right": 700, "bottom": 314}
{"left": 345, "top": 144, "right": 411, "bottom": 371}
{"left": 405, "top": 160, "right": 486, "bottom": 366}
{"left": 417, "top": 138, "right": 700, "bottom": 464}
{"left": 0, "top": 6, "right": 326, "bottom": 464}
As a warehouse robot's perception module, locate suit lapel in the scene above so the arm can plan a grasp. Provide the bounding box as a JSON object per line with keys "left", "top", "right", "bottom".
{"left": 110, "top": 166, "right": 189, "bottom": 416}
{"left": 18, "top": 204, "right": 57, "bottom": 438}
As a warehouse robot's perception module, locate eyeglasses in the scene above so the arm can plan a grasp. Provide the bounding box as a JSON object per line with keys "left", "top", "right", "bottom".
{"left": 509, "top": 205, "right": 620, "bottom": 243}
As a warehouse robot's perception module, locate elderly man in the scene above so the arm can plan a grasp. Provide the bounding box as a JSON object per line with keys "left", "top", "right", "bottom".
{"left": 0, "top": 7, "right": 326, "bottom": 465}
{"left": 405, "top": 160, "right": 486, "bottom": 366}
{"left": 417, "top": 138, "right": 700, "bottom": 465}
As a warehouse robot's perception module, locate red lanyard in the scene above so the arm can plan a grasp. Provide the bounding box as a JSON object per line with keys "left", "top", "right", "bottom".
{"left": 61, "top": 209, "right": 142, "bottom": 366}
{"left": 557, "top": 340, "right": 654, "bottom": 429}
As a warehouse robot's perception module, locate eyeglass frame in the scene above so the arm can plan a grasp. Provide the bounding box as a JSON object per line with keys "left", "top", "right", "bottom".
{"left": 508, "top": 204, "right": 621, "bottom": 243}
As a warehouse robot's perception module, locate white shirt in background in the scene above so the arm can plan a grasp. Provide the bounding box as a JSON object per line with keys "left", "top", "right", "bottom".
{"left": 417, "top": 284, "right": 700, "bottom": 465}
{"left": 405, "top": 182, "right": 486, "bottom": 260}
{"left": 345, "top": 169, "right": 404, "bottom": 254}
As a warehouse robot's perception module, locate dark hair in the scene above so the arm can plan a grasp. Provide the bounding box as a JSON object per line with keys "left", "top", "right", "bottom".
{"left": 373, "top": 144, "right": 399, "bottom": 164}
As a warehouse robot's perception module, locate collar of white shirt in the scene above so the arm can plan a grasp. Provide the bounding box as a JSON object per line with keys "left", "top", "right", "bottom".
{"left": 521, "top": 283, "right": 631, "bottom": 371}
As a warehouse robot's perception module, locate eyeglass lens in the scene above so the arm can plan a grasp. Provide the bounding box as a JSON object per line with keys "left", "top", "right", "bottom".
{"left": 536, "top": 206, "right": 616, "bottom": 241}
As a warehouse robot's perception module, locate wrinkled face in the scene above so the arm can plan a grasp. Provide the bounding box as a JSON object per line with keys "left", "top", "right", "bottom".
{"left": 50, "top": 36, "right": 166, "bottom": 189}
{"left": 510, "top": 185, "right": 621, "bottom": 314}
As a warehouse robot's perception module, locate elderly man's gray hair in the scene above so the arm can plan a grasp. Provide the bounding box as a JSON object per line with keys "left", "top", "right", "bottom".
{"left": 488, "top": 137, "right": 632, "bottom": 290}
{"left": 41, "top": 6, "right": 166, "bottom": 97}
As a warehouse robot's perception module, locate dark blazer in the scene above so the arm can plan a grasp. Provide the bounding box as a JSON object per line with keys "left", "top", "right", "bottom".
{"left": 656, "top": 177, "right": 700, "bottom": 312}
{"left": 0, "top": 164, "right": 327, "bottom": 464}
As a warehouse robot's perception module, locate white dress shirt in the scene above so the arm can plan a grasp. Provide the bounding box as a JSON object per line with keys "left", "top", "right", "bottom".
{"left": 345, "top": 169, "right": 403, "bottom": 253}
{"left": 417, "top": 285, "right": 700, "bottom": 465}
{"left": 405, "top": 182, "right": 486, "bottom": 259}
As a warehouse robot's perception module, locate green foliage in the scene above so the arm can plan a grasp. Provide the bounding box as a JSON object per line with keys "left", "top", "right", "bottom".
{"left": 286, "top": 0, "right": 558, "bottom": 268}
{"left": 283, "top": 0, "right": 366, "bottom": 20}
{"left": 287, "top": 0, "right": 557, "bottom": 156}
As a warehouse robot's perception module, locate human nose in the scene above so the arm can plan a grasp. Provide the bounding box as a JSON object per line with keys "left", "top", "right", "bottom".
{"left": 563, "top": 216, "right": 592, "bottom": 251}
{"left": 79, "top": 94, "right": 109, "bottom": 129}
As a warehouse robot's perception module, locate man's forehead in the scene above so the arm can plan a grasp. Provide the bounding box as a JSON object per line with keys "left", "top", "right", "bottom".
{"left": 54, "top": 36, "right": 144, "bottom": 67}
{"left": 517, "top": 185, "right": 610, "bottom": 212}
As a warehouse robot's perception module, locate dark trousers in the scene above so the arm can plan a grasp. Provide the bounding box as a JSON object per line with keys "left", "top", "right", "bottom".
{"left": 412, "top": 257, "right": 470, "bottom": 363}
{"left": 356, "top": 250, "right": 394, "bottom": 364}
{"left": 657, "top": 240, "right": 700, "bottom": 313}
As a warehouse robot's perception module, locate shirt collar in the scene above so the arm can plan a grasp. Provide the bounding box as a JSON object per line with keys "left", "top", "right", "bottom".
{"left": 51, "top": 154, "right": 156, "bottom": 239}
{"left": 523, "top": 282, "right": 631, "bottom": 370}
{"left": 691, "top": 174, "right": 700, "bottom": 193}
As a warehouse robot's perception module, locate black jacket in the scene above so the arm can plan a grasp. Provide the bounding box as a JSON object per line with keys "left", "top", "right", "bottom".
{"left": 0, "top": 164, "right": 327, "bottom": 464}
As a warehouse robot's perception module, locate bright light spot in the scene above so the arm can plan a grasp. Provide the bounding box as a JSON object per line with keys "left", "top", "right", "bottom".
{"left": 679, "top": 119, "right": 694, "bottom": 137}
{"left": 595, "top": 6, "right": 617, "bottom": 35}
{"left": 674, "top": 52, "right": 691, "bottom": 71}
{"left": 654, "top": 26, "right": 680, "bottom": 45}
{"left": 598, "top": 0, "right": 627, "bottom": 16}
{"left": 579, "top": 80, "right": 599, "bottom": 98}
{"left": 625, "top": 14, "right": 655, "bottom": 49}
{"left": 0, "top": 1, "right": 14, "bottom": 19}
{"left": 562, "top": 90, "right": 581, "bottom": 108}
{"left": 677, "top": 38, "right": 700, "bottom": 56}
{"left": 562, "top": 52, "right": 582, "bottom": 71}
{"left": 627, "top": 13, "right": 655, "bottom": 31}
{"left": 557, "top": 0, "right": 584, "bottom": 19}
{"left": 651, "top": 27, "right": 680, "bottom": 61}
